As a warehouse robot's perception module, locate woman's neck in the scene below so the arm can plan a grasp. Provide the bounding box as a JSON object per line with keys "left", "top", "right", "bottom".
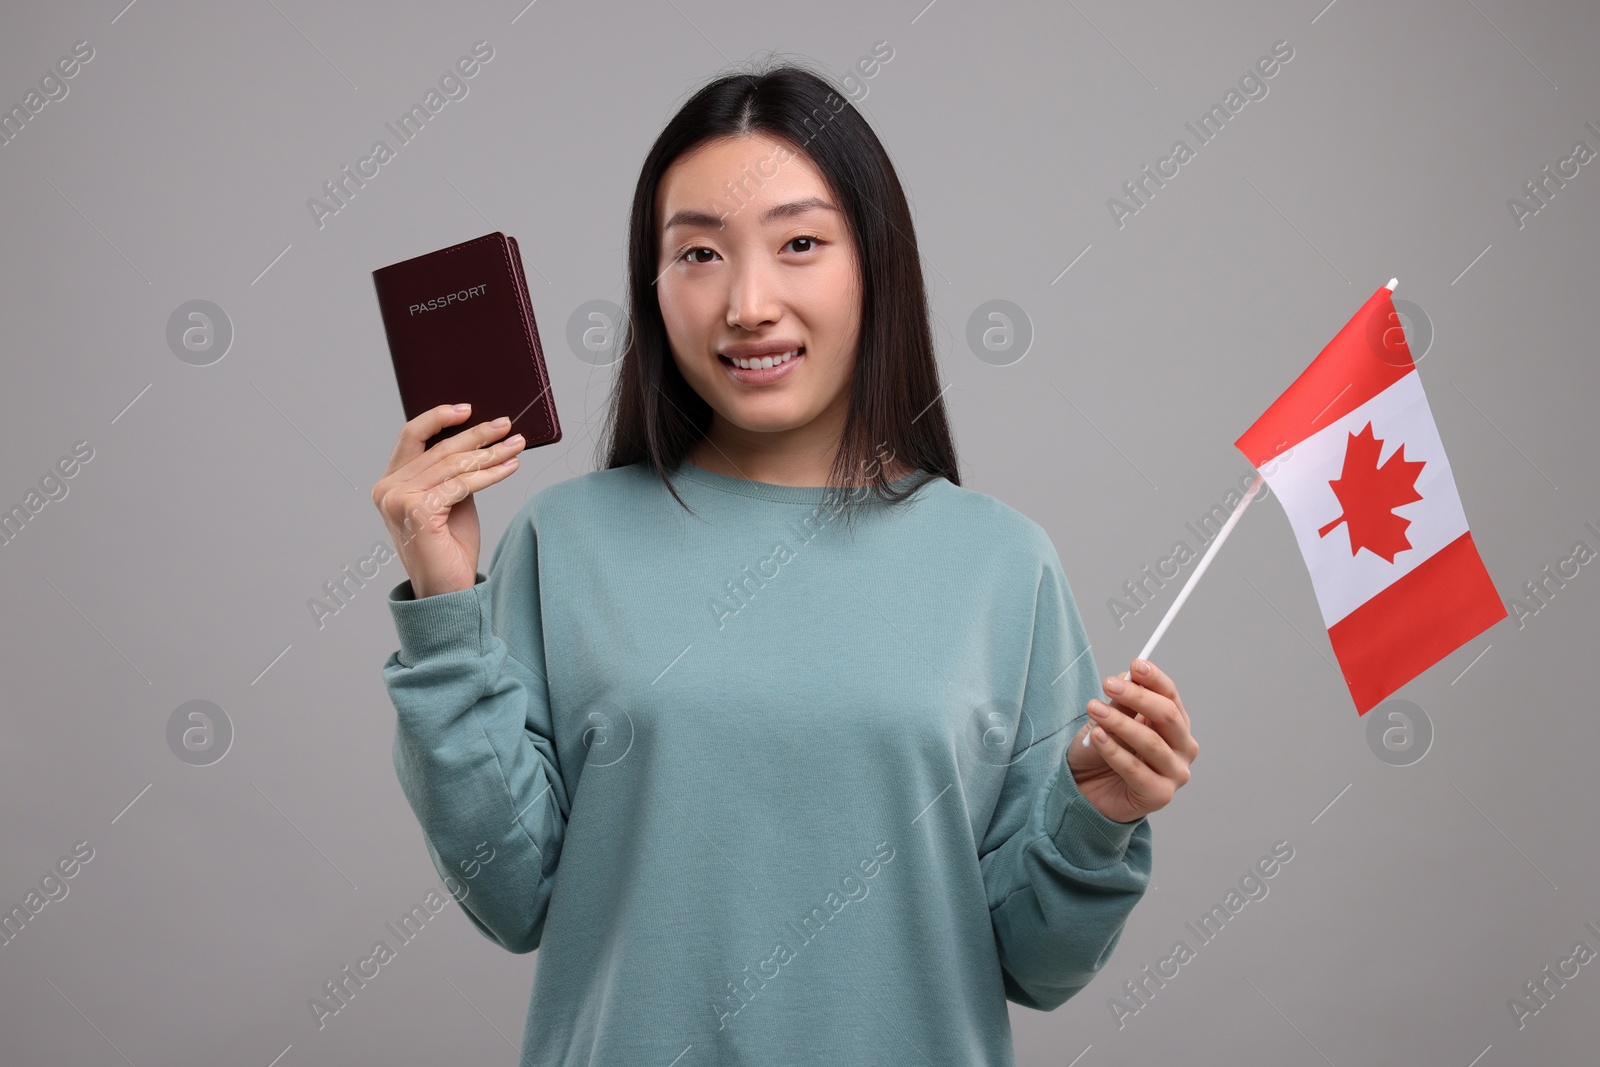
{"left": 683, "top": 439, "right": 913, "bottom": 488}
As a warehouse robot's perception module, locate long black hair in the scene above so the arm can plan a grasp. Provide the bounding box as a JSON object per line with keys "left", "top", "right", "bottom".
{"left": 598, "top": 55, "right": 960, "bottom": 528}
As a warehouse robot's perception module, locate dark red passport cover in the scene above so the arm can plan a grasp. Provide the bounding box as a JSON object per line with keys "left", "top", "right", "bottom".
{"left": 372, "top": 231, "right": 562, "bottom": 452}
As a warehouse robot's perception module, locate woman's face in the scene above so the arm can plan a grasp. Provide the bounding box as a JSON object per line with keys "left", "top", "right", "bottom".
{"left": 655, "top": 134, "right": 861, "bottom": 464}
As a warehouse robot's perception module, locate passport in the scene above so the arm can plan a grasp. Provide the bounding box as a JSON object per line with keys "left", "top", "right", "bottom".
{"left": 372, "top": 231, "right": 562, "bottom": 453}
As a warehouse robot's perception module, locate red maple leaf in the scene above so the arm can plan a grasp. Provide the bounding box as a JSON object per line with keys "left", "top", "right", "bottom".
{"left": 1317, "top": 421, "right": 1426, "bottom": 563}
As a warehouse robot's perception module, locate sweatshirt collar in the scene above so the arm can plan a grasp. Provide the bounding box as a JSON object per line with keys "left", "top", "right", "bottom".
{"left": 670, "top": 459, "right": 927, "bottom": 505}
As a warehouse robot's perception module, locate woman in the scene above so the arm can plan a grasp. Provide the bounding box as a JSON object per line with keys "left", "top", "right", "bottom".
{"left": 373, "top": 60, "right": 1197, "bottom": 1066}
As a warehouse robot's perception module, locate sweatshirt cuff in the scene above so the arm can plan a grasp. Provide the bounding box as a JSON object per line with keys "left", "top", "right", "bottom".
{"left": 387, "top": 574, "right": 488, "bottom": 666}
{"left": 1045, "top": 753, "right": 1145, "bottom": 870}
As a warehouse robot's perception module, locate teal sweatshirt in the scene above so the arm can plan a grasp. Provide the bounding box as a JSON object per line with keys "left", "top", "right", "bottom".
{"left": 381, "top": 460, "right": 1152, "bottom": 1066}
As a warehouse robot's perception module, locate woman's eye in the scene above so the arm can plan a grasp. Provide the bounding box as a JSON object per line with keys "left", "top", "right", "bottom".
{"left": 674, "top": 235, "right": 823, "bottom": 264}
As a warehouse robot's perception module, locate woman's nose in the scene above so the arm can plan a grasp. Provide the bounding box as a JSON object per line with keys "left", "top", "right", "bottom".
{"left": 726, "top": 262, "right": 780, "bottom": 328}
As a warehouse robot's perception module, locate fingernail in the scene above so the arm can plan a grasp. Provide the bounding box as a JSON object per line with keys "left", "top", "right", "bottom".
{"left": 1135, "top": 659, "right": 1151, "bottom": 675}
{"left": 1088, "top": 701, "right": 1108, "bottom": 718}
{"left": 1104, "top": 676, "right": 1125, "bottom": 694}
{"left": 493, "top": 416, "right": 510, "bottom": 426}
{"left": 454, "top": 403, "right": 471, "bottom": 411}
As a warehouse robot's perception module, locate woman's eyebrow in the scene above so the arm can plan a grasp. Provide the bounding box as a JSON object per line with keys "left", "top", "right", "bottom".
{"left": 663, "top": 197, "right": 839, "bottom": 231}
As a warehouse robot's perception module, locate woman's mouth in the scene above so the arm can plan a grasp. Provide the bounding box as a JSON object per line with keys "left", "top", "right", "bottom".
{"left": 717, "top": 347, "right": 804, "bottom": 384}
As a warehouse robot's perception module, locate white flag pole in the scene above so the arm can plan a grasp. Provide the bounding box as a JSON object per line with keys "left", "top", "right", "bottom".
{"left": 1085, "top": 472, "right": 1266, "bottom": 743}
{"left": 1082, "top": 277, "right": 1399, "bottom": 745}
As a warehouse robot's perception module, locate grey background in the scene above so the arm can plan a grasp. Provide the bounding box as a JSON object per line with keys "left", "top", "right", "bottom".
{"left": 2, "top": 0, "right": 1596, "bottom": 1064}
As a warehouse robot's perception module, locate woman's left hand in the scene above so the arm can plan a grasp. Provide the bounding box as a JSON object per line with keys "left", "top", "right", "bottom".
{"left": 1067, "top": 658, "right": 1198, "bottom": 824}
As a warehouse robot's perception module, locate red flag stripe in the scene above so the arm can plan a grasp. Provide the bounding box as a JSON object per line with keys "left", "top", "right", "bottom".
{"left": 1325, "top": 530, "right": 1507, "bottom": 714}
{"left": 1237, "top": 286, "right": 1416, "bottom": 468}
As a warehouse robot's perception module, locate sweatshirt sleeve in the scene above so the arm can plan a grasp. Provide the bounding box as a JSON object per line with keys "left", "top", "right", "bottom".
{"left": 978, "top": 540, "right": 1153, "bottom": 1011}
{"left": 380, "top": 507, "right": 569, "bottom": 955}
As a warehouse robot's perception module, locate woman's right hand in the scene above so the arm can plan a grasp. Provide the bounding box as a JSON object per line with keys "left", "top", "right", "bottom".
{"left": 372, "top": 403, "right": 526, "bottom": 599}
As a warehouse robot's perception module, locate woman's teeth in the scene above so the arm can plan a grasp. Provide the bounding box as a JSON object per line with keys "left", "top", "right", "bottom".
{"left": 727, "top": 348, "right": 801, "bottom": 369}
